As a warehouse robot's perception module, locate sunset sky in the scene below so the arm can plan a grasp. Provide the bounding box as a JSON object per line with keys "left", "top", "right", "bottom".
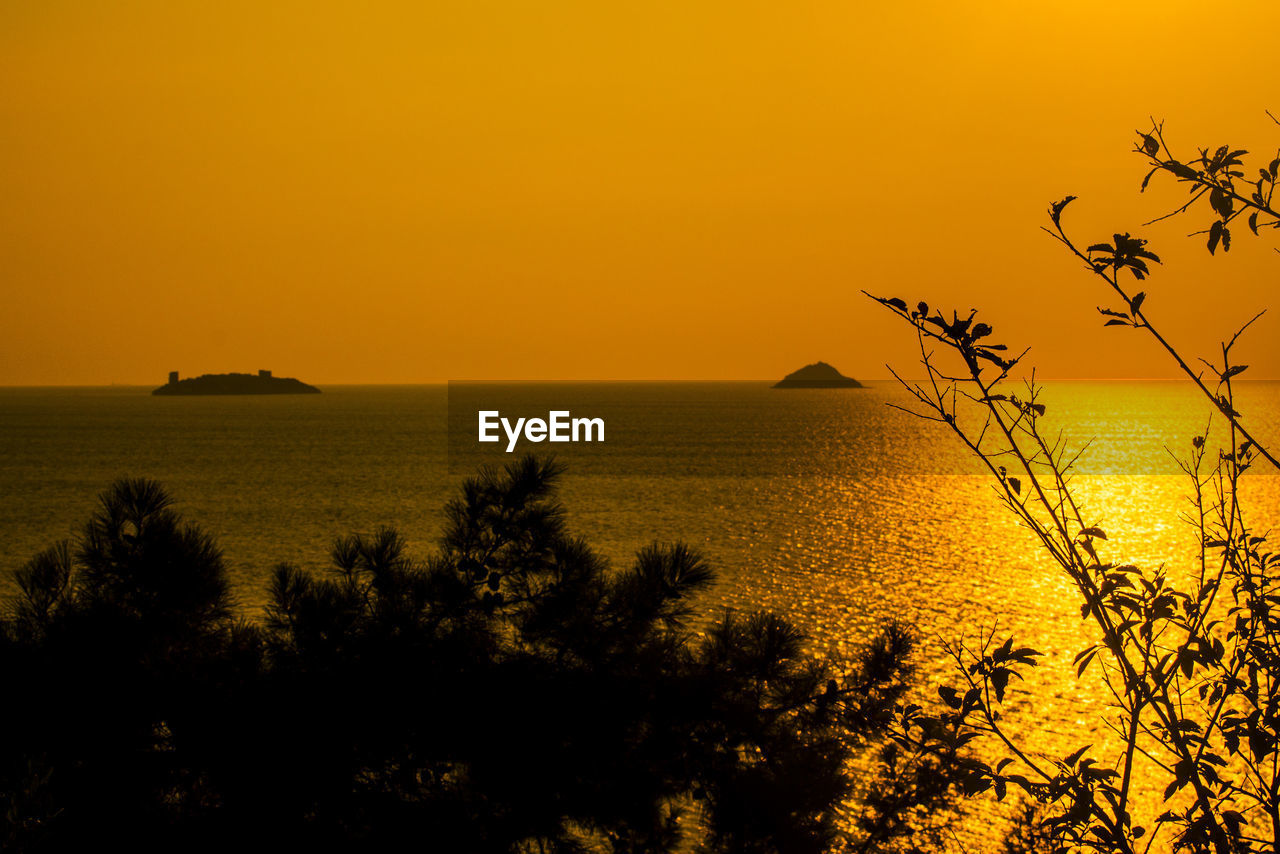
{"left": 3, "top": 0, "right": 1276, "bottom": 384}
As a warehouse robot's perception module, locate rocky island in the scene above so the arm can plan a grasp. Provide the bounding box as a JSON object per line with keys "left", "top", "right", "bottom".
{"left": 772, "top": 361, "right": 863, "bottom": 389}
{"left": 152, "top": 370, "right": 321, "bottom": 396}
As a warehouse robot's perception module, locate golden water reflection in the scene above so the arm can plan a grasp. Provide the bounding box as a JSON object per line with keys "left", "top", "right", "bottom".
{"left": 695, "top": 472, "right": 1279, "bottom": 848}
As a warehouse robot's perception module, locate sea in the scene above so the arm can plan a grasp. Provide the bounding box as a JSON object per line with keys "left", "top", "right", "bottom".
{"left": 2, "top": 380, "right": 1278, "bottom": 847}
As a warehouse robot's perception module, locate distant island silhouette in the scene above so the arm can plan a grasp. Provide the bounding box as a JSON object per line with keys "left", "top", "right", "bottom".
{"left": 153, "top": 370, "right": 321, "bottom": 396}
{"left": 773, "top": 361, "right": 863, "bottom": 388}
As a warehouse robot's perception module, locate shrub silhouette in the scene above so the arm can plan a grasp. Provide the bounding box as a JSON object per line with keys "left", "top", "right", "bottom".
{"left": 2, "top": 457, "right": 946, "bottom": 852}
{"left": 868, "top": 117, "right": 1279, "bottom": 853}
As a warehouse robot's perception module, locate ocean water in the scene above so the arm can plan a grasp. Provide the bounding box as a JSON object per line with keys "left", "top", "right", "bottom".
{"left": 2, "top": 380, "right": 1278, "bottom": 846}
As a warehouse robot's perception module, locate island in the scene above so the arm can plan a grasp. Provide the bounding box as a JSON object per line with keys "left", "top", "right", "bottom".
{"left": 772, "top": 361, "right": 863, "bottom": 389}
{"left": 152, "top": 370, "right": 321, "bottom": 396}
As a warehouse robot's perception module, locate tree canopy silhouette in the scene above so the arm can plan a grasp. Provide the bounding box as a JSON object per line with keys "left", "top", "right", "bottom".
{"left": 2, "top": 457, "right": 952, "bottom": 853}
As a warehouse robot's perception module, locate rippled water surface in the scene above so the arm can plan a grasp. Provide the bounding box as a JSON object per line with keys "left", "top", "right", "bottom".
{"left": 2, "top": 381, "right": 1278, "bottom": 847}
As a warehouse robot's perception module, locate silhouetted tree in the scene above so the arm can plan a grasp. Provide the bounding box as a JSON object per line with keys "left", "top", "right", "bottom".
{"left": 868, "top": 116, "right": 1279, "bottom": 854}
{"left": 2, "top": 458, "right": 952, "bottom": 852}
{"left": 1, "top": 477, "right": 240, "bottom": 850}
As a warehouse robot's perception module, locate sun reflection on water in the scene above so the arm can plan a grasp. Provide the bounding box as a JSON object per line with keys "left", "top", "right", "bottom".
{"left": 702, "top": 469, "right": 1279, "bottom": 847}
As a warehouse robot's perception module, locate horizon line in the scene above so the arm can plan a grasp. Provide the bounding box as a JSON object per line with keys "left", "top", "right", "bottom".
{"left": 3, "top": 376, "right": 1278, "bottom": 388}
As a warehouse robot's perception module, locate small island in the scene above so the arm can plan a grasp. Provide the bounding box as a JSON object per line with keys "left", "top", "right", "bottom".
{"left": 152, "top": 370, "right": 321, "bottom": 396}
{"left": 772, "top": 361, "right": 863, "bottom": 389}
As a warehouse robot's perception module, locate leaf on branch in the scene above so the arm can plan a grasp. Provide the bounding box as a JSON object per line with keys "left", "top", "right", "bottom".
{"left": 946, "top": 315, "right": 972, "bottom": 338}
{"left": 1208, "top": 220, "right": 1224, "bottom": 255}
{"left": 1249, "top": 212, "right": 1260, "bottom": 236}
{"left": 992, "top": 668, "right": 1012, "bottom": 702}
{"left": 1093, "top": 233, "right": 1161, "bottom": 279}
{"left": 1209, "top": 145, "right": 1230, "bottom": 173}
{"left": 1210, "top": 187, "right": 1233, "bottom": 219}
{"left": 1129, "top": 291, "right": 1145, "bottom": 314}
{"left": 1140, "top": 167, "right": 1158, "bottom": 192}
{"left": 1139, "top": 133, "right": 1159, "bottom": 156}
{"left": 1008, "top": 477, "right": 1021, "bottom": 495}
{"left": 1118, "top": 233, "right": 1159, "bottom": 260}
{"left": 1223, "top": 365, "right": 1249, "bottom": 380}
{"left": 1049, "top": 195, "right": 1077, "bottom": 226}
{"left": 1080, "top": 527, "right": 1107, "bottom": 540}
{"left": 1178, "top": 648, "right": 1194, "bottom": 679}
{"left": 1062, "top": 745, "right": 1089, "bottom": 766}
{"left": 1105, "top": 319, "right": 1130, "bottom": 327}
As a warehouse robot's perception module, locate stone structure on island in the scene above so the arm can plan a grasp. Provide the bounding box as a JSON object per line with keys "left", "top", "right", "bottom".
{"left": 772, "top": 361, "right": 863, "bottom": 389}
{"left": 153, "top": 370, "right": 321, "bottom": 395}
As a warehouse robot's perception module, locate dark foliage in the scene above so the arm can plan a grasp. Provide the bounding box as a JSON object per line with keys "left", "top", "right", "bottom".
{"left": 867, "top": 117, "right": 1279, "bottom": 853}
{"left": 1, "top": 458, "right": 939, "bottom": 852}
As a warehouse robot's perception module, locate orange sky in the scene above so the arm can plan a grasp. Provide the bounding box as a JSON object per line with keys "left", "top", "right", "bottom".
{"left": 2, "top": 0, "right": 1277, "bottom": 384}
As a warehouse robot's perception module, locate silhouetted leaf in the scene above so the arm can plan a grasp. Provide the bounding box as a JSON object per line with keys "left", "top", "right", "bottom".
{"left": 1210, "top": 188, "right": 1232, "bottom": 218}
{"left": 1210, "top": 145, "right": 1230, "bottom": 172}
{"left": 991, "top": 669, "right": 1011, "bottom": 702}
{"left": 1049, "top": 195, "right": 1076, "bottom": 226}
